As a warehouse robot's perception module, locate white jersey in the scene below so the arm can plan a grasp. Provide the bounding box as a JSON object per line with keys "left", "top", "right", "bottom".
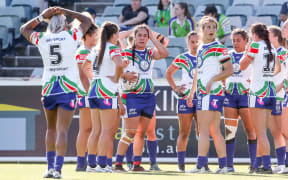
{"left": 197, "top": 41, "right": 230, "bottom": 96}
{"left": 30, "top": 27, "right": 83, "bottom": 96}
{"left": 171, "top": 52, "right": 197, "bottom": 99}
{"left": 225, "top": 50, "right": 252, "bottom": 95}
{"left": 87, "top": 42, "right": 122, "bottom": 98}
{"left": 121, "top": 47, "right": 156, "bottom": 94}
{"left": 246, "top": 40, "right": 276, "bottom": 97}
{"left": 86, "top": 46, "right": 100, "bottom": 79}
{"left": 274, "top": 46, "right": 287, "bottom": 100}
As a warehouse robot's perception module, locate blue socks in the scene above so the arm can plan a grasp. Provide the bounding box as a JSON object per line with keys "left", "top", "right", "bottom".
{"left": 147, "top": 140, "right": 157, "bottom": 164}
{"left": 88, "top": 154, "right": 96, "bottom": 167}
{"left": 276, "top": 146, "right": 286, "bottom": 165}
{"left": 97, "top": 156, "right": 107, "bottom": 167}
{"left": 218, "top": 157, "right": 227, "bottom": 168}
{"left": 107, "top": 158, "right": 112, "bottom": 167}
{"left": 47, "top": 151, "right": 56, "bottom": 170}
{"left": 262, "top": 155, "right": 271, "bottom": 169}
{"left": 177, "top": 151, "right": 186, "bottom": 166}
{"left": 248, "top": 139, "right": 257, "bottom": 167}
{"left": 286, "top": 152, "right": 288, "bottom": 167}
{"left": 226, "top": 139, "right": 235, "bottom": 167}
{"left": 115, "top": 154, "right": 124, "bottom": 165}
{"left": 197, "top": 156, "right": 207, "bottom": 168}
{"left": 77, "top": 156, "right": 86, "bottom": 168}
{"left": 54, "top": 156, "right": 64, "bottom": 172}
{"left": 126, "top": 143, "right": 133, "bottom": 162}
{"left": 254, "top": 156, "right": 262, "bottom": 169}
{"left": 133, "top": 156, "right": 142, "bottom": 166}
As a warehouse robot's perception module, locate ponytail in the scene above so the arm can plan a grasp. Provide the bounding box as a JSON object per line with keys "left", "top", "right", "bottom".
{"left": 97, "top": 21, "right": 119, "bottom": 67}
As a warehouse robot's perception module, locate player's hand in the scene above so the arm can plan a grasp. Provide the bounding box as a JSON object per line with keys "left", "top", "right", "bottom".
{"left": 41, "top": 7, "right": 58, "bottom": 19}
{"left": 119, "top": 103, "right": 126, "bottom": 116}
{"left": 205, "top": 79, "right": 214, "bottom": 94}
{"left": 186, "top": 94, "right": 194, "bottom": 107}
{"left": 123, "top": 59, "right": 129, "bottom": 68}
{"left": 124, "top": 72, "right": 138, "bottom": 82}
{"left": 174, "top": 84, "right": 186, "bottom": 94}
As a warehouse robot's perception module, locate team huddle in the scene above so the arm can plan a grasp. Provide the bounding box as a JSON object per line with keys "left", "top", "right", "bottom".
{"left": 20, "top": 6, "right": 288, "bottom": 179}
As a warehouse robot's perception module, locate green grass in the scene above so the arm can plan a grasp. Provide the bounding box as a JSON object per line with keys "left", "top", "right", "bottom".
{"left": 0, "top": 163, "right": 287, "bottom": 180}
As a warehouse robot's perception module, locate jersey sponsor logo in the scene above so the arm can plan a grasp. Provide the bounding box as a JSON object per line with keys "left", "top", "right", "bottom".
{"left": 224, "top": 97, "right": 229, "bottom": 105}
{"left": 233, "top": 63, "right": 241, "bottom": 74}
{"left": 179, "top": 104, "right": 187, "bottom": 111}
{"left": 128, "top": 108, "right": 137, "bottom": 115}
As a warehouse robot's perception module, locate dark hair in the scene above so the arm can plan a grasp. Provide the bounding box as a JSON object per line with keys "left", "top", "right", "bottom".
{"left": 251, "top": 23, "right": 274, "bottom": 62}
{"left": 83, "top": 23, "right": 98, "bottom": 41}
{"left": 158, "top": 0, "right": 170, "bottom": 10}
{"left": 231, "top": 28, "right": 249, "bottom": 41}
{"left": 97, "top": 21, "right": 119, "bottom": 67}
{"left": 204, "top": 5, "right": 218, "bottom": 17}
{"left": 268, "top": 25, "right": 287, "bottom": 48}
{"left": 131, "top": 24, "right": 149, "bottom": 65}
{"left": 176, "top": 2, "right": 191, "bottom": 18}
{"left": 83, "top": 7, "right": 96, "bottom": 17}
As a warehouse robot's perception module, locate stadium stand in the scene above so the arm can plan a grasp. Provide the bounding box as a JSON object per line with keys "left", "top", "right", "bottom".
{"left": 263, "top": 0, "right": 286, "bottom": 6}
{"left": 226, "top": 6, "right": 254, "bottom": 27}
{"left": 102, "top": 6, "right": 122, "bottom": 17}
{"left": 245, "top": 16, "right": 273, "bottom": 29}
{"left": 232, "top": 0, "right": 260, "bottom": 10}
{"left": 228, "top": 16, "right": 243, "bottom": 28}
{"left": 194, "top": 5, "right": 223, "bottom": 21}
{"left": 256, "top": 6, "right": 282, "bottom": 26}
{"left": 114, "top": 0, "right": 130, "bottom": 7}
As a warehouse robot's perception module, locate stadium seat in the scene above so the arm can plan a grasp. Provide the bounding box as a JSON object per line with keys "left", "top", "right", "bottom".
{"left": 148, "top": 15, "right": 154, "bottom": 27}
{"left": 102, "top": 6, "right": 122, "bottom": 17}
{"left": 226, "top": 6, "right": 254, "bottom": 26}
{"left": 114, "top": 0, "right": 130, "bottom": 7}
{"left": 232, "top": 0, "right": 260, "bottom": 9}
{"left": 263, "top": 0, "right": 286, "bottom": 6}
{"left": 0, "top": 6, "right": 27, "bottom": 23}
{"left": 198, "top": 0, "right": 230, "bottom": 13}
{"left": 150, "top": 27, "right": 168, "bottom": 36}
{"left": 0, "top": 25, "right": 10, "bottom": 49}
{"left": 167, "top": 47, "right": 182, "bottom": 58}
{"left": 228, "top": 16, "right": 243, "bottom": 28}
{"left": 256, "top": 6, "right": 282, "bottom": 26}
{"left": 98, "top": 16, "right": 118, "bottom": 23}
{"left": 245, "top": 16, "right": 273, "bottom": 29}
{"left": 224, "top": 37, "right": 233, "bottom": 49}
{"left": 167, "top": 37, "right": 186, "bottom": 51}
{"left": 153, "top": 59, "right": 167, "bottom": 78}
{"left": 142, "top": 0, "right": 158, "bottom": 7}
{"left": 10, "top": 0, "right": 44, "bottom": 18}
{"left": 148, "top": 6, "right": 157, "bottom": 16}
{"left": 0, "top": 16, "right": 21, "bottom": 39}
{"left": 194, "top": 5, "right": 224, "bottom": 18}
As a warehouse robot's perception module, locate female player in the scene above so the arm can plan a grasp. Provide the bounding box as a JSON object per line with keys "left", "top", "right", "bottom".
{"left": 75, "top": 23, "right": 99, "bottom": 171}
{"left": 114, "top": 24, "right": 169, "bottom": 172}
{"left": 223, "top": 29, "right": 256, "bottom": 172}
{"left": 280, "top": 19, "right": 288, "bottom": 174}
{"left": 165, "top": 31, "right": 199, "bottom": 172}
{"left": 240, "top": 23, "right": 279, "bottom": 174}
{"left": 85, "top": 21, "right": 127, "bottom": 172}
{"left": 268, "top": 25, "right": 287, "bottom": 173}
{"left": 20, "top": 7, "right": 92, "bottom": 178}
{"left": 191, "top": 16, "right": 233, "bottom": 174}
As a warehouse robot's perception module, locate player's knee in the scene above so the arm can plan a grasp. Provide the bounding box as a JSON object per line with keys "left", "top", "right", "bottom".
{"left": 179, "top": 131, "right": 190, "bottom": 140}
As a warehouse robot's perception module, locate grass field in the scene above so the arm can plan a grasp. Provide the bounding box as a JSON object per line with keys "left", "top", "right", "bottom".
{"left": 1, "top": 163, "right": 287, "bottom": 180}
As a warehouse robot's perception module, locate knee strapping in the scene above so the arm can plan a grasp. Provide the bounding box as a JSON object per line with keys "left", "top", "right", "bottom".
{"left": 224, "top": 118, "right": 238, "bottom": 141}
{"left": 120, "top": 129, "right": 137, "bottom": 145}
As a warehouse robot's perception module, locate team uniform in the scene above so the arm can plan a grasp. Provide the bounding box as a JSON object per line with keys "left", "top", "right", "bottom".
{"left": 75, "top": 45, "right": 91, "bottom": 108}
{"left": 246, "top": 41, "right": 277, "bottom": 110}
{"left": 121, "top": 47, "right": 156, "bottom": 119}
{"left": 271, "top": 46, "right": 287, "bottom": 115}
{"left": 171, "top": 52, "right": 197, "bottom": 114}
{"left": 87, "top": 43, "right": 121, "bottom": 109}
{"left": 168, "top": 16, "right": 196, "bottom": 37}
{"left": 30, "top": 27, "right": 84, "bottom": 111}
{"left": 154, "top": 7, "right": 171, "bottom": 27}
{"left": 216, "top": 14, "right": 232, "bottom": 40}
{"left": 196, "top": 41, "right": 231, "bottom": 113}
{"left": 224, "top": 50, "right": 251, "bottom": 109}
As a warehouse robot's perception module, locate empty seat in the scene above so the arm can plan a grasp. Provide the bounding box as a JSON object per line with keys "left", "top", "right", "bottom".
{"left": 142, "top": 0, "right": 158, "bottom": 6}
{"left": 98, "top": 16, "right": 119, "bottom": 24}
{"left": 232, "top": 0, "right": 260, "bottom": 8}
{"left": 150, "top": 27, "right": 168, "bottom": 36}
{"left": 0, "top": 16, "right": 21, "bottom": 39}
{"left": 0, "top": 6, "right": 27, "bottom": 23}
{"left": 263, "top": 0, "right": 286, "bottom": 6}
{"left": 148, "top": 6, "right": 157, "bottom": 16}
{"left": 153, "top": 59, "right": 167, "bottom": 78}
{"left": 167, "top": 47, "right": 182, "bottom": 58}
{"left": 102, "top": 6, "right": 122, "bottom": 17}
{"left": 114, "top": 0, "right": 130, "bottom": 7}
{"left": 245, "top": 16, "right": 273, "bottom": 28}
{"left": 226, "top": 6, "right": 254, "bottom": 26}
{"left": 256, "top": 6, "right": 282, "bottom": 25}
{"left": 0, "top": 26, "right": 9, "bottom": 49}
{"left": 167, "top": 37, "right": 186, "bottom": 51}
{"left": 228, "top": 16, "right": 243, "bottom": 28}
{"left": 224, "top": 38, "right": 233, "bottom": 49}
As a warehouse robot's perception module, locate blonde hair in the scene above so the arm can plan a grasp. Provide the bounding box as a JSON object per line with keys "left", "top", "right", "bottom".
{"left": 198, "top": 16, "right": 218, "bottom": 32}
{"left": 48, "top": 15, "right": 67, "bottom": 33}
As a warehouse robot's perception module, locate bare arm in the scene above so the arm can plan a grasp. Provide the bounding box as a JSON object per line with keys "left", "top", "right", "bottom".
{"left": 240, "top": 55, "right": 253, "bottom": 71}
{"left": 165, "top": 65, "right": 185, "bottom": 92}
{"left": 78, "top": 64, "right": 90, "bottom": 92}
{"left": 20, "top": 7, "right": 57, "bottom": 41}
{"left": 206, "top": 61, "right": 233, "bottom": 93}
{"left": 119, "top": 29, "right": 133, "bottom": 49}
{"left": 119, "top": 14, "right": 124, "bottom": 24}
{"left": 187, "top": 68, "right": 198, "bottom": 107}
{"left": 274, "top": 58, "right": 281, "bottom": 75}
{"left": 82, "top": 61, "right": 93, "bottom": 81}
{"left": 121, "top": 11, "right": 148, "bottom": 26}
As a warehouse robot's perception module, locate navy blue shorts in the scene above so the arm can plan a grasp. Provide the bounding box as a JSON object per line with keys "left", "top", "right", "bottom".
{"left": 177, "top": 99, "right": 197, "bottom": 114}
{"left": 271, "top": 99, "right": 282, "bottom": 115}
{"left": 89, "top": 97, "right": 118, "bottom": 110}
{"left": 249, "top": 95, "right": 276, "bottom": 110}
{"left": 124, "top": 93, "right": 155, "bottom": 119}
{"left": 77, "top": 96, "right": 89, "bottom": 108}
{"left": 42, "top": 93, "right": 76, "bottom": 111}
{"left": 197, "top": 94, "right": 224, "bottom": 113}
{"left": 223, "top": 93, "right": 249, "bottom": 109}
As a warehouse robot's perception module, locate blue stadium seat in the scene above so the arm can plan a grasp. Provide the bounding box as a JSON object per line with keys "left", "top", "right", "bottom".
{"left": 232, "top": 0, "right": 260, "bottom": 9}
{"left": 150, "top": 27, "right": 168, "bottom": 36}
{"left": 256, "top": 6, "right": 282, "bottom": 25}
{"left": 228, "top": 16, "right": 243, "bottom": 28}
{"left": 0, "top": 16, "right": 21, "bottom": 39}
{"left": 0, "top": 6, "right": 27, "bottom": 23}
{"left": 245, "top": 16, "right": 273, "bottom": 29}
{"left": 114, "top": 0, "right": 130, "bottom": 7}
{"left": 263, "top": 0, "right": 286, "bottom": 6}
{"left": 102, "top": 6, "right": 122, "bottom": 17}
{"left": 142, "top": 0, "right": 158, "bottom": 7}
{"left": 198, "top": 0, "right": 230, "bottom": 13}
{"left": 167, "top": 37, "right": 186, "bottom": 52}
{"left": 167, "top": 47, "right": 182, "bottom": 58}
{"left": 0, "top": 25, "right": 10, "bottom": 49}
{"left": 226, "top": 6, "right": 254, "bottom": 26}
